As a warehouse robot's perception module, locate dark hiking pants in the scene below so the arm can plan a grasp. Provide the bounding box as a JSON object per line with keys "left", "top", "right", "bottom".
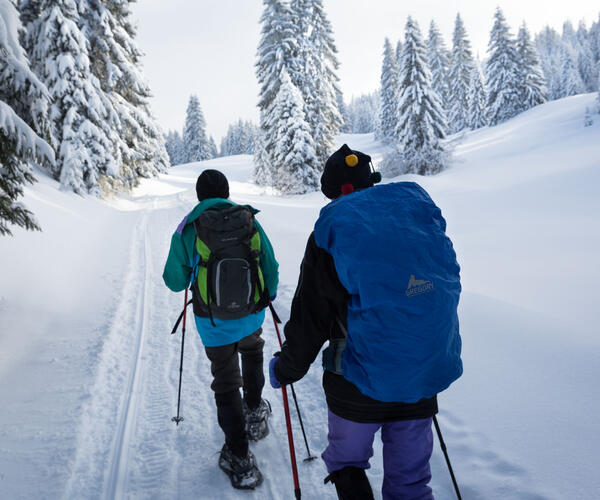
{"left": 204, "top": 329, "right": 265, "bottom": 458}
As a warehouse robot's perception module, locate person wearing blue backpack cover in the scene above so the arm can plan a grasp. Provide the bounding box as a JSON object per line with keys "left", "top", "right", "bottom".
{"left": 269, "top": 145, "right": 463, "bottom": 500}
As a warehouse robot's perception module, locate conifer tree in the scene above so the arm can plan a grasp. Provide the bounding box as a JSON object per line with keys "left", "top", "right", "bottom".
{"left": 535, "top": 26, "right": 563, "bottom": 100}
{"left": 560, "top": 44, "right": 585, "bottom": 97}
{"left": 378, "top": 38, "right": 399, "bottom": 142}
{"left": 255, "top": 0, "right": 298, "bottom": 182}
{"left": 269, "top": 68, "right": 318, "bottom": 193}
{"left": 82, "top": 0, "right": 169, "bottom": 185}
{"left": 396, "top": 17, "right": 447, "bottom": 175}
{"left": 208, "top": 136, "right": 218, "bottom": 159}
{"left": 24, "top": 0, "right": 116, "bottom": 194}
{"left": 516, "top": 22, "right": 547, "bottom": 111}
{"left": 448, "top": 13, "right": 475, "bottom": 133}
{"left": 252, "top": 124, "right": 272, "bottom": 186}
{"left": 293, "top": 0, "right": 342, "bottom": 165}
{"left": 575, "top": 21, "right": 598, "bottom": 92}
{"left": 428, "top": 20, "right": 451, "bottom": 117}
{"left": 0, "top": 0, "right": 54, "bottom": 235}
{"left": 485, "top": 8, "right": 521, "bottom": 125}
{"left": 183, "top": 95, "right": 210, "bottom": 163}
{"left": 165, "top": 130, "right": 185, "bottom": 166}
{"left": 467, "top": 66, "right": 488, "bottom": 129}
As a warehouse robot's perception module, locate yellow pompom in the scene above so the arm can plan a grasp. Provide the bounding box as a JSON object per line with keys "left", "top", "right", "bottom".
{"left": 345, "top": 154, "right": 358, "bottom": 167}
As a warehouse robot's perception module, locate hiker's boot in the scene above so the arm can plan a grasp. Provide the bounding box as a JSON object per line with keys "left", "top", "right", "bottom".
{"left": 218, "top": 443, "right": 263, "bottom": 490}
{"left": 324, "top": 466, "right": 375, "bottom": 500}
{"left": 243, "top": 398, "right": 271, "bottom": 441}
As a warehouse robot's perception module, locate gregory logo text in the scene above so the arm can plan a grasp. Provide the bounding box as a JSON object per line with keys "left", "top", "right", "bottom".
{"left": 406, "top": 275, "right": 434, "bottom": 297}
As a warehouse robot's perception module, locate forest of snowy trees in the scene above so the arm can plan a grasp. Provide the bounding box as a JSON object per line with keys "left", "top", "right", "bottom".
{"left": 0, "top": 0, "right": 168, "bottom": 235}
{"left": 377, "top": 8, "right": 600, "bottom": 175}
{"left": 3, "top": 0, "right": 600, "bottom": 230}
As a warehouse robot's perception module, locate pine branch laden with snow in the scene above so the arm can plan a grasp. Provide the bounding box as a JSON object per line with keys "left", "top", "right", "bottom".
{"left": 427, "top": 20, "right": 451, "bottom": 119}
{"left": 448, "top": 13, "right": 475, "bottom": 133}
{"left": 485, "top": 8, "right": 522, "bottom": 126}
{"left": 395, "top": 17, "right": 448, "bottom": 176}
{"left": 516, "top": 23, "right": 547, "bottom": 111}
{"left": 269, "top": 68, "right": 318, "bottom": 194}
{"left": 378, "top": 37, "right": 399, "bottom": 143}
{"left": 0, "top": 0, "right": 54, "bottom": 236}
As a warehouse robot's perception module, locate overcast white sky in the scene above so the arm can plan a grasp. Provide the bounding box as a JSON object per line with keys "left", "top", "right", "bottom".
{"left": 132, "top": 0, "right": 599, "bottom": 142}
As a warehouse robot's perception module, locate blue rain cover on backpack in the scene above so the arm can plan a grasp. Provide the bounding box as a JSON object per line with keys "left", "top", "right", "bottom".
{"left": 314, "top": 182, "right": 462, "bottom": 403}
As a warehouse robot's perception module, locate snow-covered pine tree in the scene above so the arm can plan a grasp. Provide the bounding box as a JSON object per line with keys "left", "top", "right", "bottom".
{"left": 396, "top": 17, "right": 447, "bottom": 175}
{"left": 535, "top": 26, "right": 563, "bottom": 100}
{"left": 448, "top": 13, "right": 475, "bottom": 133}
{"left": 485, "top": 8, "right": 521, "bottom": 126}
{"left": 82, "top": 0, "right": 169, "bottom": 186}
{"left": 560, "top": 43, "right": 585, "bottom": 97}
{"left": 0, "top": 0, "right": 54, "bottom": 235}
{"left": 255, "top": 0, "right": 298, "bottom": 182}
{"left": 208, "top": 136, "right": 218, "bottom": 159}
{"left": 575, "top": 21, "right": 598, "bottom": 92}
{"left": 165, "top": 130, "right": 185, "bottom": 165}
{"left": 428, "top": 20, "right": 451, "bottom": 118}
{"left": 269, "top": 67, "right": 318, "bottom": 193}
{"left": 378, "top": 37, "right": 399, "bottom": 142}
{"left": 295, "top": 0, "right": 342, "bottom": 165}
{"left": 24, "top": 0, "right": 116, "bottom": 195}
{"left": 252, "top": 123, "right": 272, "bottom": 186}
{"left": 183, "top": 95, "right": 210, "bottom": 163}
{"left": 337, "top": 93, "right": 351, "bottom": 133}
{"left": 467, "top": 66, "right": 488, "bottom": 129}
{"left": 516, "top": 22, "right": 547, "bottom": 111}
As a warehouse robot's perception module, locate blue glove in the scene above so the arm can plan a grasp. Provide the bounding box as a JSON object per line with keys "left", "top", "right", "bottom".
{"left": 269, "top": 356, "right": 281, "bottom": 389}
{"left": 270, "top": 293, "right": 277, "bottom": 302}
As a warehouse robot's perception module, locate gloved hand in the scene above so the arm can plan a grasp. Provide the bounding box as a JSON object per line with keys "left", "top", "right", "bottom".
{"left": 270, "top": 293, "right": 276, "bottom": 302}
{"left": 269, "top": 356, "right": 281, "bottom": 389}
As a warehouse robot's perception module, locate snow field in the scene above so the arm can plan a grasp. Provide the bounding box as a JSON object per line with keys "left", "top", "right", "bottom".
{"left": 0, "top": 94, "right": 599, "bottom": 499}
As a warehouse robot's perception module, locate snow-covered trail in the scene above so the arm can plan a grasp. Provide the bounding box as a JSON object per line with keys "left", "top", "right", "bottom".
{"left": 1, "top": 94, "right": 599, "bottom": 499}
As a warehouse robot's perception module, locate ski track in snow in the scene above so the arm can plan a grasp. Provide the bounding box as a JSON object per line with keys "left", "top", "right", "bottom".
{"left": 4, "top": 97, "right": 599, "bottom": 499}
{"left": 59, "top": 172, "right": 558, "bottom": 500}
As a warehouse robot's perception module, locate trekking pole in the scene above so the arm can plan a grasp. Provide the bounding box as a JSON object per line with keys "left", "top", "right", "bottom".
{"left": 269, "top": 303, "right": 318, "bottom": 462}
{"left": 171, "top": 288, "right": 189, "bottom": 426}
{"left": 433, "top": 415, "right": 462, "bottom": 500}
{"left": 268, "top": 304, "right": 302, "bottom": 499}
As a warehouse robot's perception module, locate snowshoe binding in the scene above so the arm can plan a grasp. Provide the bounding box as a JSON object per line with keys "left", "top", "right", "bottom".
{"left": 218, "top": 444, "right": 263, "bottom": 490}
{"left": 243, "top": 398, "right": 271, "bottom": 441}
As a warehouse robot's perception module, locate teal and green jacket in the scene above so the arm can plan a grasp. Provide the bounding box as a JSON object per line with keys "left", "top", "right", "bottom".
{"left": 163, "top": 198, "right": 279, "bottom": 347}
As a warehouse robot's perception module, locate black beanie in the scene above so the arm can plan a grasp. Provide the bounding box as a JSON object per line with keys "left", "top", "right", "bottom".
{"left": 196, "top": 169, "right": 229, "bottom": 201}
{"left": 320, "top": 144, "right": 378, "bottom": 199}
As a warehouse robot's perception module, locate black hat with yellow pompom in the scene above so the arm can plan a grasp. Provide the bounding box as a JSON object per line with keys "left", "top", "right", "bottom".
{"left": 320, "top": 144, "right": 382, "bottom": 199}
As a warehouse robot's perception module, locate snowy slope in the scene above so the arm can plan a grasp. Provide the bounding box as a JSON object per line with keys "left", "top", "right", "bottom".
{"left": 0, "top": 94, "right": 599, "bottom": 499}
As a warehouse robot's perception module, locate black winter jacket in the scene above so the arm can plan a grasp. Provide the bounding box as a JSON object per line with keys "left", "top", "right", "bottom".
{"left": 274, "top": 233, "right": 437, "bottom": 423}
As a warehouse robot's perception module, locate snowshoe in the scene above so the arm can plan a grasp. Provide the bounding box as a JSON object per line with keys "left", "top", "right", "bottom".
{"left": 243, "top": 398, "right": 271, "bottom": 441}
{"left": 218, "top": 444, "right": 263, "bottom": 490}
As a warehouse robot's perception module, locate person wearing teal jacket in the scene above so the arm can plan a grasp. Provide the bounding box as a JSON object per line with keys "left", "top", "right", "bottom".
{"left": 163, "top": 169, "right": 278, "bottom": 490}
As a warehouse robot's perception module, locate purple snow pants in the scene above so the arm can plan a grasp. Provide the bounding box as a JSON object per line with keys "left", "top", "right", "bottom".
{"left": 322, "top": 410, "right": 434, "bottom": 500}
